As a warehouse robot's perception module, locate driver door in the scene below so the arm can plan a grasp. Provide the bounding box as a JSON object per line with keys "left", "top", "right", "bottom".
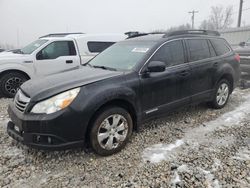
{"left": 140, "top": 39, "right": 192, "bottom": 117}
{"left": 34, "top": 40, "right": 80, "bottom": 76}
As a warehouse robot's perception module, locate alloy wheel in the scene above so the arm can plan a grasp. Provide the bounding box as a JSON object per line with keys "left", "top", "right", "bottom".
{"left": 5, "top": 77, "right": 24, "bottom": 95}
{"left": 216, "top": 83, "right": 229, "bottom": 106}
{"left": 97, "top": 114, "right": 128, "bottom": 150}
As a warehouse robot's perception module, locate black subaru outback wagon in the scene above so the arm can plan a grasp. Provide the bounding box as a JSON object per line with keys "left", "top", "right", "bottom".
{"left": 7, "top": 30, "right": 240, "bottom": 156}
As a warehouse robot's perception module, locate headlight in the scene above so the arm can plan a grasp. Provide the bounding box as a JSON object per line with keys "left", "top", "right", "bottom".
{"left": 31, "top": 88, "right": 80, "bottom": 114}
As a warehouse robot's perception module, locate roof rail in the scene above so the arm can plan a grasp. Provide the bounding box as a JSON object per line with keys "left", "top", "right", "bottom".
{"left": 163, "top": 30, "right": 220, "bottom": 37}
{"left": 40, "top": 32, "right": 84, "bottom": 38}
{"left": 125, "top": 31, "right": 166, "bottom": 39}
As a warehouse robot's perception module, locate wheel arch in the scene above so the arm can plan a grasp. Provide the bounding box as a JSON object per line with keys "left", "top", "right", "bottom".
{"left": 0, "top": 69, "right": 31, "bottom": 80}
{"left": 217, "top": 73, "right": 234, "bottom": 93}
{"left": 85, "top": 98, "right": 138, "bottom": 143}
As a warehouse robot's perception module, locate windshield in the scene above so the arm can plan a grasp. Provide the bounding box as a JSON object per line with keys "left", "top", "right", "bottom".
{"left": 21, "top": 39, "right": 48, "bottom": 54}
{"left": 88, "top": 41, "right": 156, "bottom": 71}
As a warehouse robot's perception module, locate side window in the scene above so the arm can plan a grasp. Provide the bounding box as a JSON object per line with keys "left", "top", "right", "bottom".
{"left": 187, "top": 39, "right": 210, "bottom": 61}
{"left": 151, "top": 40, "right": 185, "bottom": 67}
{"left": 37, "top": 41, "right": 76, "bottom": 60}
{"left": 210, "top": 39, "right": 230, "bottom": 56}
{"left": 87, "top": 42, "right": 115, "bottom": 53}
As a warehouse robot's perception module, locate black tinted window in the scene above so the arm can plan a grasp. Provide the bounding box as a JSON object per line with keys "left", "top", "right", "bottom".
{"left": 38, "top": 41, "right": 76, "bottom": 60}
{"left": 151, "top": 40, "right": 185, "bottom": 67}
{"left": 210, "top": 39, "right": 230, "bottom": 56}
{"left": 187, "top": 39, "right": 210, "bottom": 61}
{"left": 88, "top": 42, "right": 115, "bottom": 53}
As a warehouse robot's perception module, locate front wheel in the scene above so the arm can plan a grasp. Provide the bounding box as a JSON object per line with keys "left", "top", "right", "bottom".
{"left": 209, "top": 79, "right": 231, "bottom": 109}
{"left": 0, "top": 72, "right": 28, "bottom": 98}
{"left": 90, "top": 107, "right": 133, "bottom": 156}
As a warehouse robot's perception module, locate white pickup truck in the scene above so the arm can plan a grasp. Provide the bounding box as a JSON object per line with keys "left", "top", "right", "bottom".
{"left": 0, "top": 33, "right": 126, "bottom": 97}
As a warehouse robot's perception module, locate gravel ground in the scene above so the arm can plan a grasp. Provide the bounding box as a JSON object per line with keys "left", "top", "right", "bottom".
{"left": 0, "top": 88, "right": 250, "bottom": 188}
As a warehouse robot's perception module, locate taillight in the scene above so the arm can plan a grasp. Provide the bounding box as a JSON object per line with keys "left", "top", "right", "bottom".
{"left": 234, "top": 53, "right": 240, "bottom": 63}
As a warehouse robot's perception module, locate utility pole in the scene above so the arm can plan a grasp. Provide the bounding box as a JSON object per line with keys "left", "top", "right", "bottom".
{"left": 237, "top": 0, "right": 243, "bottom": 27}
{"left": 188, "top": 10, "right": 199, "bottom": 29}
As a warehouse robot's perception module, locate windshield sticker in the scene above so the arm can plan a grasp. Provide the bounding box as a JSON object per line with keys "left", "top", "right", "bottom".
{"left": 132, "top": 48, "right": 149, "bottom": 53}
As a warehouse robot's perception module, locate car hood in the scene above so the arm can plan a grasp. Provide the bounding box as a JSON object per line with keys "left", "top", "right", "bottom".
{"left": 0, "top": 52, "right": 30, "bottom": 62}
{"left": 21, "top": 66, "right": 123, "bottom": 101}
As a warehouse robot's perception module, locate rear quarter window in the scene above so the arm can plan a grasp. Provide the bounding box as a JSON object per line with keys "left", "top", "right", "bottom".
{"left": 87, "top": 42, "right": 115, "bottom": 53}
{"left": 210, "top": 39, "right": 231, "bottom": 56}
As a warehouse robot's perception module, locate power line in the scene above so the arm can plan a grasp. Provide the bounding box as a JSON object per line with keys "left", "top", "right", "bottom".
{"left": 188, "top": 10, "right": 199, "bottom": 29}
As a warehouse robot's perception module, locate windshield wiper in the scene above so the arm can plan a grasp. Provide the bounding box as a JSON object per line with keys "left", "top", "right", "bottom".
{"left": 92, "top": 65, "right": 117, "bottom": 71}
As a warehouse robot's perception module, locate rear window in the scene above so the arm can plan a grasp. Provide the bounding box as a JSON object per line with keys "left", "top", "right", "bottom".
{"left": 187, "top": 39, "right": 210, "bottom": 62}
{"left": 210, "top": 39, "right": 230, "bottom": 56}
{"left": 87, "top": 42, "right": 115, "bottom": 53}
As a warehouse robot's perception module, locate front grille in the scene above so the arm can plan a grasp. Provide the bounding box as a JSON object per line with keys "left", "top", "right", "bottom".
{"left": 14, "top": 90, "right": 30, "bottom": 113}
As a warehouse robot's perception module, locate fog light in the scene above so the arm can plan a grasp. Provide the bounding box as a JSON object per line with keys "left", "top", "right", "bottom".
{"left": 48, "top": 137, "right": 52, "bottom": 144}
{"left": 36, "top": 136, "right": 41, "bottom": 142}
{"left": 14, "top": 126, "right": 20, "bottom": 132}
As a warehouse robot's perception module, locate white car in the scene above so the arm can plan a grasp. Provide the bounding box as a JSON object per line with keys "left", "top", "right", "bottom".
{"left": 0, "top": 33, "right": 126, "bottom": 97}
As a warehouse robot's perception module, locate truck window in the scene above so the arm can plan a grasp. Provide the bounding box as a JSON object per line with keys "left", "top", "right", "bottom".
{"left": 151, "top": 40, "right": 185, "bottom": 67}
{"left": 210, "top": 39, "right": 230, "bottom": 56}
{"left": 37, "top": 41, "right": 76, "bottom": 60}
{"left": 87, "top": 42, "right": 115, "bottom": 53}
{"left": 187, "top": 39, "right": 210, "bottom": 61}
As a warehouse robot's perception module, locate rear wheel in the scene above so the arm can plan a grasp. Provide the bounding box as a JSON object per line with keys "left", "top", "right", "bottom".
{"left": 209, "top": 79, "right": 231, "bottom": 109}
{"left": 90, "top": 106, "right": 133, "bottom": 156}
{"left": 0, "top": 72, "right": 28, "bottom": 98}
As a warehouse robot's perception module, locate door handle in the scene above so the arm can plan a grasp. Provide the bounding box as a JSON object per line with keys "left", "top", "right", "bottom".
{"left": 178, "top": 70, "right": 190, "bottom": 77}
{"left": 213, "top": 62, "right": 219, "bottom": 67}
{"left": 66, "top": 60, "right": 73, "bottom": 64}
{"left": 23, "top": 61, "right": 33, "bottom": 63}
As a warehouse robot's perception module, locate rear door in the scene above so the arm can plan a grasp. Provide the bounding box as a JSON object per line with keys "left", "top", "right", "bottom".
{"left": 140, "top": 39, "right": 192, "bottom": 117}
{"left": 186, "top": 38, "right": 216, "bottom": 102}
{"left": 35, "top": 40, "right": 80, "bottom": 76}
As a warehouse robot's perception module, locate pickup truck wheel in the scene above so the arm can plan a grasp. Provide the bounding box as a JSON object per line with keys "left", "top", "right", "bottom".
{"left": 90, "top": 107, "right": 133, "bottom": 156}
{"left": 209, "top": 79, "right": 231, "bottom": 109}
{"left": 0, "top": 72, "right": 28, "bottom": 98}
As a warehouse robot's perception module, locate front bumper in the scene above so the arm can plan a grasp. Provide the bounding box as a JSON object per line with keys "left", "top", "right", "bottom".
{"left": 7, "top": 102, "right": 86, "bottom": 150}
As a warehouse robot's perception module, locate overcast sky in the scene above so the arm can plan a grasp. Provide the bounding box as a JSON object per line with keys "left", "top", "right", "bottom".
{"left": 1, "top": 0, "right": 250, "bottom": 47}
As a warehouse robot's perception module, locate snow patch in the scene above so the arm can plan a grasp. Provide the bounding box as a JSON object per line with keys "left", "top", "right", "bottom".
{"left": 232, "top": 149, "right": 250, "bottom": 161}
{"left": 172, "top": 171, "right": 181, "bottom": 184}
{"left": 171, "top": 164, "right": 189, "bottom": 186}
{"left": 185, "top": 93, "right": 250, "bottom": 143}
{"left": 199, "top": 168, "right": 220, "bottom": 188}
{"left": 142, "top": 93, "right": 250, "bottom": 163}
{"left": 142, "top": 140, "right": 184, "bottom": 163}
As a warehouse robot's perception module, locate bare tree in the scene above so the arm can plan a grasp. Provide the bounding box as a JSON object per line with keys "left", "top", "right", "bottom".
{"left": 152, "top": 23, "right": 192, "bottom": 33}
{"left": 200, "top": 5, "right": 233, "bottom": 30}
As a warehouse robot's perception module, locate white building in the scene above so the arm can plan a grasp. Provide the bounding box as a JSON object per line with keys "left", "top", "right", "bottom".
{"left": 220, "top": 26, "right": 250, "bottom": 46}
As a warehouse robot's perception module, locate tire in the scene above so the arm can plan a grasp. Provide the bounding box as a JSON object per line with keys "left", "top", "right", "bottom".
{"left": 0, "top": 72, "right": 28, "bottom": 98}
{"left": 90, "top": 106, "right": 133, "bottom": 156}
{"left": 208, "top": 79, "right": 231, "bottom": 109}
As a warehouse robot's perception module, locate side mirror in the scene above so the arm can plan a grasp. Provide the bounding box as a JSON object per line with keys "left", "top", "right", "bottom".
{"left": 36, "top": 51, "right": 43, "bottom": 60}
{"left": 147, "top": 61, "right": 166, "bottom": 73}
{"left": 239, "top": 42, "right": 246, "bottom": 47}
